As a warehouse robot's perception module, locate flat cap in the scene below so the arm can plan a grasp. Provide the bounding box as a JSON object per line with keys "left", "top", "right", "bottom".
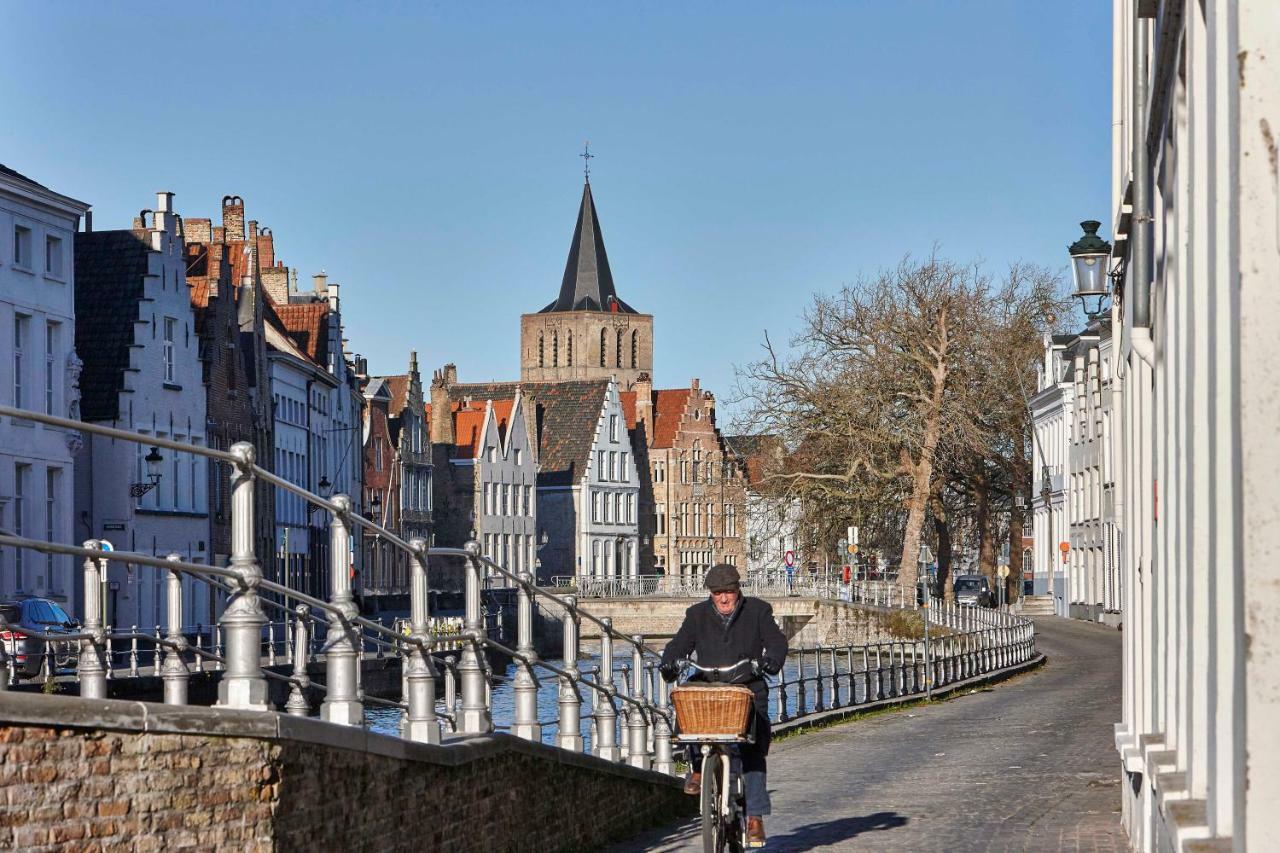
{"left": 704, "top": 564, "right": 741, "bottom": 592}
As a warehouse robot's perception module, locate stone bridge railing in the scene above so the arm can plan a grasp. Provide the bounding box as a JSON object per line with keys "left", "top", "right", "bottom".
{"left": 0, "top": 403, "right": 1036, "bottom": 780}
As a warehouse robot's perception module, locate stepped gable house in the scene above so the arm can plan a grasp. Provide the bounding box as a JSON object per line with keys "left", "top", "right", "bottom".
{"left": 520, "top": 180, "right": 653, "bottom": 390}
{"left": 620, "top": 375, "right": 747, "bottom": 581}
{"left": 182, "top": 195, "right": 275, "bottom": 575}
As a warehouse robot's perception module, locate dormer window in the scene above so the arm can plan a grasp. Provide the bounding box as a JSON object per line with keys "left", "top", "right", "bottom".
{"left": 487, "top": 445, "right": 496, "bottom": 464}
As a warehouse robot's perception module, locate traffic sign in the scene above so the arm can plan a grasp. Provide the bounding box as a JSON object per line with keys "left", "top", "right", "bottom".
{"left": 997, "top": 564, "right": 1010, "bottom": 579}
{"left": 846, "top": 544, "right": 858, "bottom": 555}
{"left": 784, "top": 550, "right": 796, "bottom": 568}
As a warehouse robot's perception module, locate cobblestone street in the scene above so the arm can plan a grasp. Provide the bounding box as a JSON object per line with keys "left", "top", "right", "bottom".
{"left": 614, "top": 617, "right": 1126, "bottom": 852}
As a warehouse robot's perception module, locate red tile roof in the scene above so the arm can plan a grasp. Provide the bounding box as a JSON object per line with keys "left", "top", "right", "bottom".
{"left": 384, "top": 375, "right": 410, "bottom": 414}
{"left": 619, "top": 387, "right": 693, "bottom": 449}
{"left": 273, "top": 302, "right": 329, "bottom": 364}
{"left": 445, "top": 399, "right": 517, "bottom": 459}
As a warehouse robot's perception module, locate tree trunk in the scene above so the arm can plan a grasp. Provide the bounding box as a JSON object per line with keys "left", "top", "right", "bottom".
{"left": 975, "top": 474, "right": 998, "bottom": 588}
{"left": 899, "top": 358, "right": 948, "bottom": 592}
{"left": 931, "top": 494, "right": 952, "bottom": 599}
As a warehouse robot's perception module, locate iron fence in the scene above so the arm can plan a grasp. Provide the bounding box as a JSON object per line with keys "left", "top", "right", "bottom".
{"left": 0, "top": 403, "right": 1034, "bottom": 776}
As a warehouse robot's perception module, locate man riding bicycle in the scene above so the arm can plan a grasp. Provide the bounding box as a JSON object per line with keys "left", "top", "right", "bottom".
{"left": 660, "top": 564, "right": 788, "bottom": 847}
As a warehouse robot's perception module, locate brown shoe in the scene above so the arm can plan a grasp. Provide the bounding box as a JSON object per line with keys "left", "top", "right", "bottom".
{"left": 746, "top": 816, "right": 766, "bottom": 847}
{"left": 683, "top": 771, "right": 701, "bottom": 795}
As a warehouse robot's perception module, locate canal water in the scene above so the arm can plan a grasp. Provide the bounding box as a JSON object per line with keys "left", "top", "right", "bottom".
{"left": 365, "top": 645, "right": 919, "bottom": 744}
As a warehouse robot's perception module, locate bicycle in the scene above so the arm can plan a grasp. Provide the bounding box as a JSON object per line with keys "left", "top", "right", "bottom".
{"left": 671, "top": 658, "right": 763, "bottom": 852}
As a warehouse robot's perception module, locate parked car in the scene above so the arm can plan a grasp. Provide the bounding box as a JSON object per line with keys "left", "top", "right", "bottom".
{"left": 952, "top": 574, "right": 995, "bottom": 608}
{"left": 0, "top": 598, "right": 80, "bottom": 679}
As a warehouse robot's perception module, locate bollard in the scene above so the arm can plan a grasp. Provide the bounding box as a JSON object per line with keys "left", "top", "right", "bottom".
{"left": 77, "top": 541, "right": 108, "bottom": 699}
{"left": 402, "top": 540, "right": 441, "bottom": 743}
{"left": 628, "top": 636, "right": 651, "bottom": 769}
{"left": 216, "top": 443, "right": 270, "bottom": 710}
{"left": 267, "top": 623, "right": 276, "bottom": 667}
{"left": 443, "top": 656, "right": 458, "bottom": 733}
{"left": 511, "top": 570, "right": 541, "bottom": 743}
{"left": 594, "top": 619, "right": 621, "bottom": 760}
{"left": 320, "top": 495, "right": 363, "bottom": 726}
{"left": 653, "top": 667, "right": 675, "bottom": 774}
{"left": 285, "top": 606, "right": 312, "bottom": 716}
{"left": 557, "top": 595, "right": 584, "bottom": 752}
{"left": 161, "top": 554, "right": 190, "bottom": 706}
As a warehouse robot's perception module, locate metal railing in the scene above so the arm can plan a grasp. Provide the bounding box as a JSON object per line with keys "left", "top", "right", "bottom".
{"left": 552, "top": 573, "right": 912, "bottom": 608}
{"left": 0, "top": 404, "right": 676, "bottom": 774}
{"left": 0, "top": 404, "right": 1035, "bottom": 775}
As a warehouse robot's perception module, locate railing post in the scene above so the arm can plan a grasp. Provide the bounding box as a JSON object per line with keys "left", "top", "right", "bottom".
{"left": 216, "top": 443, "right": 270, "bottom": 710}
{"left": 77, "top": 540, "right": 108, "bottom": 699}
{"left": 443, "top": 655, "right": 458, "bottom": 733}
{"left": 594, "top": 618, "right": 621, "bottom": 760}
{"left": 320, "top": 495, "right": 362, "bottom": 725}
{"left": 845, "top": 644, "right": 856, "bottom": 703}
{"left": 814, "top": 646, "right": 826, "bottom": 712}
{"left": 861, "top": 646, "right": 871, "bottom": 704}
{"left": 829, "top": 646, "right": 840, "bottom": 708}
{"left": 267, "top": 623, "right": 277, "bottom": 667}
{"left": 511, "top": 570, "right": 541, "bottom": 743}
{"left": 873, "top": 644, "right": 883, "bottom": 700}
{"left": 402, "top": 539, "right": 441, "bottom": 743}
{"left": 628, "top": 636, "right": 651, "bottom": 769}
{"left": 129, "top": 626, "right": 139, "bottom": 677}
{"left": 777, "top": 663, "right": 789, "bottom": 722}
{"left": 285, "top": 606, "right": 312, "bottom": 716}
{"left": 161, "top": 553, "right": 190, "bottom": 705}
{"left": 795, "top": 648, "right": 806, "bottom": 715}
{"left": 653, "top": 667, "right": 674, "bottom": 774}
{"left": 557, "top": 594, "right": 583, "bottom": 751}
{"left": 457, "top": 540, "right": 494, "bottom": 733}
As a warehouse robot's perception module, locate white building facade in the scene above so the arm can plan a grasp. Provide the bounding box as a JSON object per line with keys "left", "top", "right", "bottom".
{"left": 74, "top": 193, "right": 210, "bottom": 631}
{"left": 1030, "top": 334, "right": 1073, "bottom": 608}
{"left": 470, "top": 394, "right": 537, "bottom": 582}
{"left": 1108, "top": 1, "right": 1280, "bottom": 848}
{"left": 0, "top": 166, "right": 89, "bottom": 612}
{"left": 577, "top": 381, "right": 640, "bottom": 581}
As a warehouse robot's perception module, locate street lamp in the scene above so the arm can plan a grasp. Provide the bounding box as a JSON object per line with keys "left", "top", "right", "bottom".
{"left": 129, "top": 447, "right": 164, "bottom": 498}
{"left": 1068, "top": 220, "right": 1114, "bottom": 318}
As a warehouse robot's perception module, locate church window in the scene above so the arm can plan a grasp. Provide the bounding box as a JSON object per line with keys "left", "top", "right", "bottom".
{"left": 552, "top": 331, "right": 558, "bottom": 367}
{"left": 600, "top": 329, "right": 607, "bottom": 367}
{"left": 616, "top": 329, "right": 623, "bottom": 367}
{"left": 692, "top": 440, "right": 702, "bottom": 483}
{"left": 631, "top": 330, "right": 638, "bottom": 368}
{"left": 567, "top": 331, "right": 573, "bottom": 366}
{"left": 538, "top": 332, "right": 544, "bottom": 367}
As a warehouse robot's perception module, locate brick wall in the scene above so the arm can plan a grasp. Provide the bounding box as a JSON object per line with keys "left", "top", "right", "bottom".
{"left": 0, "top": 694, "right": 691, "bottom": 852}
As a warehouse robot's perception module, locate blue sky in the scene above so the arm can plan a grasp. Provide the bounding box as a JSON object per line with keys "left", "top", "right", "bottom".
{"left": 1, "top": 2, "right": 1111, "bottom": 418}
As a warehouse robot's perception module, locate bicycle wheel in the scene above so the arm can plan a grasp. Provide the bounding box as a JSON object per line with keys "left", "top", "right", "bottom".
{"left": 700, "top": 752, "right": 725, "bottom": 853}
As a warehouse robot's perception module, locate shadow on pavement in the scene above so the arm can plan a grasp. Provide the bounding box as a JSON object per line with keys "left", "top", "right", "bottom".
{"left": 764, "top": 811, "right": 909, "bottom": 851}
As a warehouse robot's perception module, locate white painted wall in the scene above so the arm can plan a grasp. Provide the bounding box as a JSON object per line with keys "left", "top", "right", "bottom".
{"left": 577, "top": 380, "right": 639, "bottom": 580}
{"left": 80, "top": 193, "right": 209, "bottom": 633}
{"left": 475, "top": 394, "right": 537, "bottom": 582}
{"left": 0, "top": 170, "right": 88, "bottom": 614}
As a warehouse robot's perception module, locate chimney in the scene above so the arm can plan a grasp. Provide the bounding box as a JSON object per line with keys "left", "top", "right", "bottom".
{"left": 409, "top": 350, "right": 419, "bottom": 379}
{"left": 260, "top": 266, "right": 290, "bottom": 305}
{"left": 313, "top": 272, "right": 328, "bottom": 297}
{"left": 221, "top": 195, "right": 245, "bottom": 242}
{"left": 690, "top": 377, "right": 700, "bottom": 392}
{"left": 354, "top": 355, "right": 368, "bottom": 378}
{"left": 289, "top": 268, "right": 299, "bottom": 297}
{"left": 247, "top": 220, "right": 258, "bottom": 240}
{"left": 256, "top": 230, "right": 274, "bottom": 267}
{"left": 635, "top": 372, "right": 653, "bottom": 446}
{"left": 185, "top": 218, "right": 211, "bottom": 244}
{"left": 430, "top": 366, "right": 455, "bottom": 445}
{"left": 444, "top": 363, "right": 458, "bottom": 385}
{"left": 328, "top": 282, "right": 340, "bottom": 314}
{"left": 84, "top": 210, "right": 93, "bottom": 232}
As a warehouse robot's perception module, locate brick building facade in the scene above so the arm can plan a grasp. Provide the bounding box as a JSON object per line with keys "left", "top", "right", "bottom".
{"left": 519, "top": 181, "right": 653, "bottom": 390}
{"left": 621, "top": 375, "right": 747, "bottom": 581}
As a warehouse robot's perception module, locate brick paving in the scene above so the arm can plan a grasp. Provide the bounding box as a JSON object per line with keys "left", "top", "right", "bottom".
{"left": 613, "top": 616, "right": 1127, "bottom": 852}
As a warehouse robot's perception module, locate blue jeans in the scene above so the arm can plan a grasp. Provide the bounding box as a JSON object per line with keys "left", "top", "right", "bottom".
{"left": 688, "top": 708, "right": 772, "bottom": 816}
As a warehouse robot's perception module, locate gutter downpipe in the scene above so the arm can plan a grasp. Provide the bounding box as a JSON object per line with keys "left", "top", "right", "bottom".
{"left": 1130, "top": 7, "right": 1156, "bottom": 368}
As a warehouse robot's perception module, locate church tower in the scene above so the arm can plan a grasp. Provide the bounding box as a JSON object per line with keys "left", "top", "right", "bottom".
{"left": 520, "top": 180, "right": 654, "bottom": 388}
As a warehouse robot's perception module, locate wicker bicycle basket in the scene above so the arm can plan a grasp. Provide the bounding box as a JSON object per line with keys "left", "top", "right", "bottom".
{"left": 671, "top": 684, "right": 755, "bottom": 737}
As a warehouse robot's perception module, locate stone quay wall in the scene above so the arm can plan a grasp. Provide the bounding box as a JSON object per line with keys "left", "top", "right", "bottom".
{"left": 0, "top": 692, "right": 693, "bottom": 852}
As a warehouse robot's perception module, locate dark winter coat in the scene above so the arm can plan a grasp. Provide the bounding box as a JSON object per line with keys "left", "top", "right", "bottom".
{"left": 661, "top": 596, "right": 789, "bottom": 715}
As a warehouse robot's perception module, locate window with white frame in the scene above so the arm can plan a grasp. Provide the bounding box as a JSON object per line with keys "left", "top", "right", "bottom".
{"left": 14, "top": 464, "right": 27, "bottom": 590}
{"left": 627, "top": 493, "right": 635, "bottom": 524}
{"left": 523, "top": 484, "right": 531, "bottom": 516}
{"left": 602, "top": 491, "right": 611, "bottom": 523}
{"left": 13, "top": 315, "right": 27, "bottom": 407}
{"left": 44, "top": 321, "right": 57, "bottom": 415}
{"left": 694, "top": 503, "right": 702, "bottom": 536}
{"left": 46, "top": 468, "right": 58, "bottom": 588}
{"left": 45, "top": 234, "right": 64, "bottom": 278}
{"left": 620, "top": 452, "right": 628, "bottom": 480}
{"left": 609, "top": 414, "right": 618, "bottom": 442}
{"left": 163, "top": 317, "right": 176, "bottom": 383}
{"left": 591, "top": 490, "right": 600, "bottom": 523}
{"left": 13, "top": 225, "right": 31, "bottom": 269}
{"left": 597, "top": 449, "right": 605, "bottom": 478}
{"left": 608, "top": 451, "right": 617, "bottom": 482}
{"left": 592, "top": 540, "right": 600, "bottom": 575}
{"left": 655, "top": 504, "right": 666, "bottom": 535}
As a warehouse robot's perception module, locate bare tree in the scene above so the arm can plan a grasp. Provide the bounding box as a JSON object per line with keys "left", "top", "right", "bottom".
{"left": 736, "top": 256, "right": 1061, "bottom": 593}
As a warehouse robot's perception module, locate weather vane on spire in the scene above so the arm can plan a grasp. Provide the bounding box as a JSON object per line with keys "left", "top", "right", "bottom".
{"left": 580, "top": 141, "right": 594, "bottom": 183}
